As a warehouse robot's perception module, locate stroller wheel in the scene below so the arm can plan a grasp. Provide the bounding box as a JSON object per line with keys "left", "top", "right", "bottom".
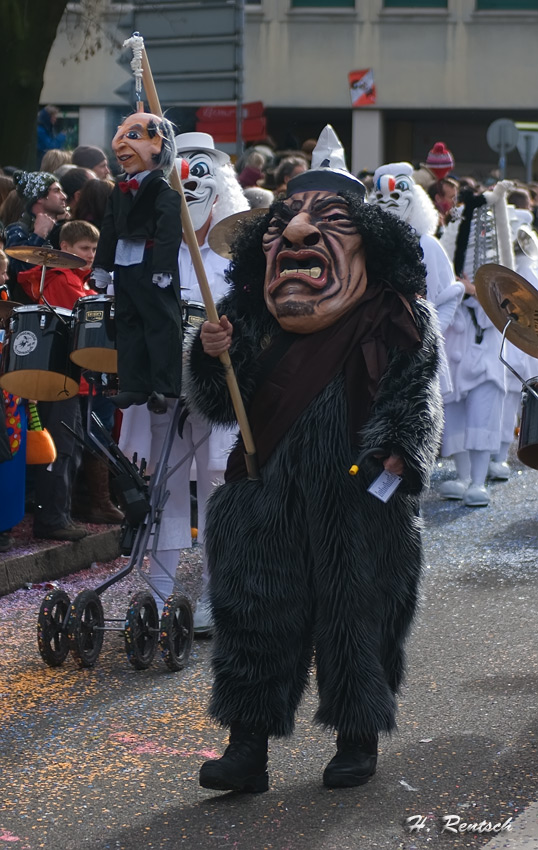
{"left": 37, "top": 589, "right": 71, "bottom": 667}
{"left": 68, "top": 590, "right": 105, "bottom": 668}
{"left": 124, "top": 591, "right": 159, "bottom": 669}
{"left": 160, "top": 593, "right": 194, "bottom": 672}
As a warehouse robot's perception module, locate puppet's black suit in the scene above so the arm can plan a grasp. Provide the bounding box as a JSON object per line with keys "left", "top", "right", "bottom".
{"left": 187, "top": 204, "right": 443, "bottom": 741}
{"left": 94, "top": 170, "right": 182, "bottom": 397}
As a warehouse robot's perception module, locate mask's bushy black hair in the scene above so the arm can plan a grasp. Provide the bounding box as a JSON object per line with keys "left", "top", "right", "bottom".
{"left": 225, "top": 193, "right": 427, "bottom": 317}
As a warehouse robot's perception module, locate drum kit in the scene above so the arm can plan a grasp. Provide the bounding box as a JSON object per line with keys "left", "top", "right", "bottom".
{"left": 1, "top": 245, "right": 194, "bottom": 672}
{"left": 0, "top": 245, "right": 117, "bottom": 400}
{"left": 475, "top": 262, "right": 538, "bottom": 470}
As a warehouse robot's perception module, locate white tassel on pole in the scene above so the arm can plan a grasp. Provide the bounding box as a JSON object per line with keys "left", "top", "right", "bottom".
{"left": 123, "top": 32, "right": 145, "bottom": 107}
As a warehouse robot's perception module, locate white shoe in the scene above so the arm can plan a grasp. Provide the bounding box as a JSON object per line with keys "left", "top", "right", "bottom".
{"left": 488, "top": 461, "right": 510, "bottom": 481}
{"left": 463, "top": 484, "right": 490, "bottom": 507}
{"left": 193, "top": 599, "right": 214, "bottom": 635}
{"left": 439, "top": 479, "right": 468, "bottom": 500}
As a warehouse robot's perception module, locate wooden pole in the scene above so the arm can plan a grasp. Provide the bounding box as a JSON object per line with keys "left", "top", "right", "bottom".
{"left": 140, "top": 46, "right": 259, "bottom": 480}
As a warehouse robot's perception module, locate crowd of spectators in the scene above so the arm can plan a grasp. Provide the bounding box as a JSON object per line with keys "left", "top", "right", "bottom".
{"left": 1, "top": 107, "right": 538, "bottom": 552}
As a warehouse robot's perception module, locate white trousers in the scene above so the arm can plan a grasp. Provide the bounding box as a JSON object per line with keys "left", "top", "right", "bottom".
{"left": 442, "top": 381, "right": 505, "bottom": 456}
{"left": 119, "top": 404, "right": 234, "bottom": 602}
{"left": 499, "top": 389, "right": 521, "bottom": 445}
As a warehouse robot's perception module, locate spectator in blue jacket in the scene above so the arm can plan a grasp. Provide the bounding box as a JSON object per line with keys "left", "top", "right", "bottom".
{"left": 37, "top": 105, "right": 67, "bottom": 168}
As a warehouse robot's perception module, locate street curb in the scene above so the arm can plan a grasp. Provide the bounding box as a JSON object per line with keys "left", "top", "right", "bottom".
{"left": 483, "top": 801, "right": 538, "bottom": 849}
{"left": 0, "top": 528, "right": 121, "bottom": 596}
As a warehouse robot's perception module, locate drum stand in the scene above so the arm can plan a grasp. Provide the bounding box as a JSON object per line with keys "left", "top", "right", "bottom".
{"left": 37, "top": 391, "right": 204, "bottom": 672}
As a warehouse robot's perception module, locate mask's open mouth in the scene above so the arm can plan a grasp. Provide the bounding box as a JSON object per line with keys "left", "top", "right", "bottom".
{"left": 270, "top": 251, "right": 328, "bottom": 294}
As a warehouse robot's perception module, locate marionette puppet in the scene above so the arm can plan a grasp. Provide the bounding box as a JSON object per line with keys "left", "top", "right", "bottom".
{"left": 186, "top": 126, "right": 443, "bottom": 793}
{"left": 92, "top": 110, "right": 183, "bottom": 414}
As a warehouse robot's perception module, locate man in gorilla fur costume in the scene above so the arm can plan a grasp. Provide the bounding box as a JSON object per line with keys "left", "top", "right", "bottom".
{"left": 187, "top": 142, "right": 443, "bottom": 793}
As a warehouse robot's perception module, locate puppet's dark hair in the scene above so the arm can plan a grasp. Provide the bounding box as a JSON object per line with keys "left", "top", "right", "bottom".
{"left": 225, "top": 194, "right": 426, "bottom": 316}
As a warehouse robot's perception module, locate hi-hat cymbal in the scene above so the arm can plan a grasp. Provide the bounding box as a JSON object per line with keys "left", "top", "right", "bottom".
{"left": 517, "top": 224, "right": 538, "bottom": 262}
{"left": 5, "top": 245, "right": 86, "bottom": 270}
{"left": 474, "top": 263, "right": 538, "bottom": 357}
{"left": 208, "top": 208, "right": 271, "bottom": 259}
{"left": 0, "top": 300, "right": 22, "bottom": 320}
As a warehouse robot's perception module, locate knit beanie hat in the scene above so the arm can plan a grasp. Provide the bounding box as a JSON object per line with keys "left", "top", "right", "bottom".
{"left": 238, "top": 165, "right": 264, "bottom": 189}
{"left": 72, "top": 145, "right": 107, "bottom": 169}
{"left": 424, "top": 142, "right": 454, "bottom": 180}
{"left": 13, "top": 170, "right": 57, "bottom": 206}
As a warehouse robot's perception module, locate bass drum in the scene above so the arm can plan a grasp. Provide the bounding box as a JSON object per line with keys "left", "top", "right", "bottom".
{"left": 70, "top": 294, "right": 117, "bottom": 373}
{"left": 181, "top": 301, "right": 206, "bottom": 331}
{"left": 0, "top": 305, "right": 80, "bottom": 401}
{"left": 517, "top": 378, "right": 538, "bottom": 469}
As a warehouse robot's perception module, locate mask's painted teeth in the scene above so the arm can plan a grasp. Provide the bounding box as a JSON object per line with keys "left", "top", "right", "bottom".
{"left": 281, "top": 267, "right": 322, "bottom": 279}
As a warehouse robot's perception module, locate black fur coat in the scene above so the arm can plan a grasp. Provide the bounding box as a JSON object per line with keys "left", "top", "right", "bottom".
{"left": 187, "top": 202, "right": 443, "bottom": 739}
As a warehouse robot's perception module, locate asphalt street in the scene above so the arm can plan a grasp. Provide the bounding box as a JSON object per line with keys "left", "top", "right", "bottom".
{"left": 1, "top": 454, "right": 537, "bottom": 850}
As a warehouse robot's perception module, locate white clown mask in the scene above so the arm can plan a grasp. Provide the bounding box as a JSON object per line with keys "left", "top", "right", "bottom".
{"left": 373, "top": 162, "right": 416, "bottom": 225}
{"left": 179, "top": 151, "right": 219, "bottom": 231}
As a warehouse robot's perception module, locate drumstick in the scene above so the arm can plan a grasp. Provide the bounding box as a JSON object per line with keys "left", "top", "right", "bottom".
{"left": 138, "top": 41, "right": 259, "bottom": 480}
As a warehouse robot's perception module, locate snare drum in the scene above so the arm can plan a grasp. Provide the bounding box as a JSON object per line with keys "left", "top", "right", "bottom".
{"left": 182, "top": 301, "right": 206, "bottom": 331}
{"left": 70, "top": 294, "right": 117, "bottom": 373}
{"left": 0, "top": 305, "right": 80, "bottom": 401}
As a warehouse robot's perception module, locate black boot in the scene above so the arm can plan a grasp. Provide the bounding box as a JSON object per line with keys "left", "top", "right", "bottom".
{"left": 322, "top": 733, "right": 378, "bottom": 789}
{"left": 199, "top": 722, "right": 269, "bottom": 793}
{"left": 78, "top": 455, "right": 124, "bottom": 524}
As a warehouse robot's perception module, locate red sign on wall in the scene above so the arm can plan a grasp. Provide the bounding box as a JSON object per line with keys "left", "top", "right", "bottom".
{"left": 196, "top": 102, "right": 266, "bottom": 142}
{"left": 348, "top": 70, "right": 376, "bottom": 107}
{"left": 196, "top": 101, "right": 264, "bottom": 121}
{"left": 197, "top": 117, "right": 267, "bottom": 143}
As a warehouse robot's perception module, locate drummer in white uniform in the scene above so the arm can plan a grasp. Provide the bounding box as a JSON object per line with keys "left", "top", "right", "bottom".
{"left": 119, "top": 132, "right": 249, "bottom": 632}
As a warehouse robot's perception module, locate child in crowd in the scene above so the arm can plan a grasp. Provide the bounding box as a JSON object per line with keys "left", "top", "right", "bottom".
{"left": 17, "top": 221, "right": 120, "bottom": 539}
{"left": 18, "top": 220, "right": 98, "bottom": 308}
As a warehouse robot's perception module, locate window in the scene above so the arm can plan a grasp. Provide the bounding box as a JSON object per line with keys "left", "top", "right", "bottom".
{"left": 384, "top": 0, "right": 446, "bottom": 7}
{"left": 476, "top": 0, "right": 538, "bottom": 7}
{"left": 292, "top": 0, "right": 354, "bottom": 7}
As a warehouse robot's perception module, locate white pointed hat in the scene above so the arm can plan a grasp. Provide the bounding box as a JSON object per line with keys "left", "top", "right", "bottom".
{"left": 286, "top": 125, "right": 365, "bottom": 199}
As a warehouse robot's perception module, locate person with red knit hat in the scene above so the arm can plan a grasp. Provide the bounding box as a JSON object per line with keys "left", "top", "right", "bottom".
{"left": 423, "top": 142, "right": 455, "bottom": 181}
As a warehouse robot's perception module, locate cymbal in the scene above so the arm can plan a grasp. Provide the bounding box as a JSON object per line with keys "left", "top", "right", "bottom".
{"left": 0, "top": 300, "right": 22, "bottom": 320}
{"left": 5, "top": 245, "right": 86, "bottom": 270}
{"left": 474, "top": 263, "right": 538, "bottom": 357}
{"left": 208, "top": 208, "right": 270, "bottom": 258}
{"left": 517, "top": 224, "right": 538, "bottom": 262}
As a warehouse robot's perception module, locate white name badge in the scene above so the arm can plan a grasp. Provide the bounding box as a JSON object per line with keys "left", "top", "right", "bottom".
{"left": 367, "top": 470, "right": 402, "bottom": 502}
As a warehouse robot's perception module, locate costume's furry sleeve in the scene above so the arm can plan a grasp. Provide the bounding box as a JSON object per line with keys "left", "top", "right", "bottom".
{"left": 358, "top": 297, "right": 443, "bottom": 494}
{"left": 186, "top": 294, "right": 277, "bottom": 427}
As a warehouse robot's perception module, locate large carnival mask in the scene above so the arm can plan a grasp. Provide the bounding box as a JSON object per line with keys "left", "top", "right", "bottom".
{"left": 180, "top": 151, "right": 218, "bottom": 231}
{"left": 374, "top": 165, "right": 415, "bottom": 225}
{"left": 112, "top": 113, "right": 165, "bottom": 175}
{"left": 263, "top": 190, "right": 367, "bottom": 333}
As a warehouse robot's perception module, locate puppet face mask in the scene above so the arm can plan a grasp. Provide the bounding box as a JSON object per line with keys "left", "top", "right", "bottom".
{"left": 263, "top": 190, "right": 367, "bottom": 333}
{"left": 374, "top": 172, "right": 415, "bottom": 225}
{"left": 180, "top": 151, "right": 218, "bottom": 231}
{"left": 112, "top": 113, "right": 164, "bottom": 175}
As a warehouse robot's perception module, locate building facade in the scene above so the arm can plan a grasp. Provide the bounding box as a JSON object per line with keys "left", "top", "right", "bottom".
{"left": 42, "top": 0, "right": 538, "bottom": 178}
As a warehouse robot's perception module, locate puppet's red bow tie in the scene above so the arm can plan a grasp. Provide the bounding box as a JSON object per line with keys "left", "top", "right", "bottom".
{"left": 118, "top": 178, "right": 140, "bottom": 193}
